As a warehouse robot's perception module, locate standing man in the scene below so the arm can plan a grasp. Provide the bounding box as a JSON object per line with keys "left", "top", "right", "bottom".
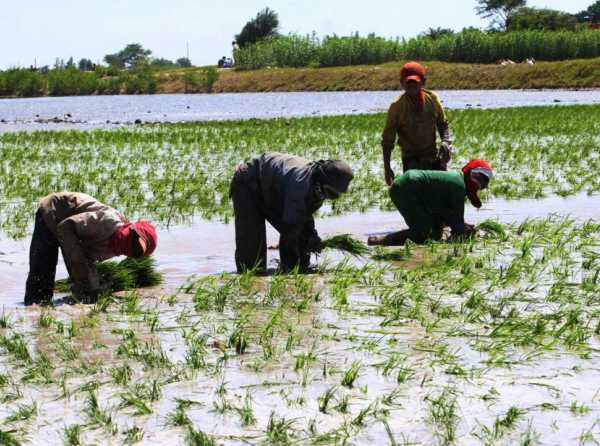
{"left": 368, "top": 160, "right": 493, "bottom": 246}
{"left": 381, "top": 62, "right": 453, "bottom": 185}
{"left": 25, "top": 192, "right": 158, "bottom": 305}
{"left": 230, "top": 152, "right": 354, "bottom": 273}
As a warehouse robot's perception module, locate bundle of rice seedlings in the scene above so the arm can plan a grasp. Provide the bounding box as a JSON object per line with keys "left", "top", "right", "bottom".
{"left": 477, "top": 220, "right": 507, "bottom": 239}
{"left": 321, "top": 234, "right": 370, "bottom": 257}
{"left": 119, "top": 257, "right": 163, "bottom": 288}
{"left": 56, "top": 256, "right": 163, "bottom": 293}
{"left": 371, "top": 247, "right": 408, "bottom": 261}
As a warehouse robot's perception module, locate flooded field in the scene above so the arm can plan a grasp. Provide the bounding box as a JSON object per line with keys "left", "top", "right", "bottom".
{"left": 1, "top": 103, "right": 600, "bottom": 444}
{"left": 0, "top": 89, "right": 599, "bottom": 132}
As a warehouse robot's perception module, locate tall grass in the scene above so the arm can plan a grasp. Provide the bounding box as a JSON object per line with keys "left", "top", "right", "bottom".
{"left": 235, "top": 29, "right": 600, "bottom": 69}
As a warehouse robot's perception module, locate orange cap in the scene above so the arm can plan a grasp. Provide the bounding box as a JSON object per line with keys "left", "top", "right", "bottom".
{"left": 400, "top": 62, "right": 426, "bottom": 83}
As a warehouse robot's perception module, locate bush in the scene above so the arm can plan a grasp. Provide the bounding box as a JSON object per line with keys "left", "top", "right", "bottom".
{"left": 0, "top": 69, "right": 46, "bottom": 97}
{"left": 97, "top": 77, "right": 122, "bottom": 95}
{"left": 121, "top": 66, "right": 157, "bottom": 94}
{"left": 235, "top": 29, "right": 600, "bottom": 69}
{"left": 48, "top": 68, "right": 99, "bottom": 96}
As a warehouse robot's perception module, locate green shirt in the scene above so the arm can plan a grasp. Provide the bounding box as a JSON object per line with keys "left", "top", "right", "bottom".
{"left": 390, "top": 170, "right": 466, "bottom": 234}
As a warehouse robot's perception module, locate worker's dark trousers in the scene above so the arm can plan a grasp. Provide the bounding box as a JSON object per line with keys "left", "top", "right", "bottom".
{"left": 402, "top": 156, "right": 447, "bottom": 173}
{"left": 230, "top": 174, "right": 311, "bottom": 273}
{"left": 231, "top": 174, "right": 268, "bottom": 273}
{"left": 24, "top": 209, "right": 59, "bottom": 305}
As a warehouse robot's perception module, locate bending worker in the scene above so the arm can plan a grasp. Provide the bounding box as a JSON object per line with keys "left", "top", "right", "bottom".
{"left": 25, "top": 192, "right": 158, "bottom": 305}
{"left": 230, "top": 152, "right": 354, "bottom": 273}
{"left": 382, "top": 61, "right": 453, "bottom": 185}
{"left": 368, "top": 160, "right": 493, "bottom": 246}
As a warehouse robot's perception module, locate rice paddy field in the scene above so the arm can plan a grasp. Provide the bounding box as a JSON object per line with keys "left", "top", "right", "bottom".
{"left": 1, "top": 103, "right": 600, "bottom": 445}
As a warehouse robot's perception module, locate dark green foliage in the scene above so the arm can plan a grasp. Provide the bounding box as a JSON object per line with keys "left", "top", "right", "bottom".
{"left": 235, "top": 7, "right": 279, "bottom": 48}
{"left": 507, "top": 7, "right": 578, "bottom": 31}
{"left": 150, "top": 58, "right": 175, "bottom": 68}
{"left": 321, "top": 234, "right": 370, "bottom": 257}
{"left": 0, "top": 69, "right": 46, "bottom": 97}
{"left": 121, "top": 64, "right": 157, "bottom": 94}
{"left": 421, "top": 27, "right": 455, "bottom": 40}
{"left": 48, "top": 68, "right": 99, "bottom": 96}
{"left": 104, "top": 43, "right": 152, "bottom": 69}
{"left": 235, "top": 29, "right": 600, "bottom": 69}
{"left": 78, "top": 58, "right": 95, "bottom": 71}
{"left": 475, "top": 0, "right": 527, "bottom": 30}
{"left": 176, "top": 57, "right": 193, "bottom": 68}
{"left": 576, "top": 1, "right": 600, "bottom": 23}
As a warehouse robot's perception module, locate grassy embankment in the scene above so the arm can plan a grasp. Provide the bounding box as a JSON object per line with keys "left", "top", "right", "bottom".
{"left": 158, "top": 57, "right": 600, "bottom": 93}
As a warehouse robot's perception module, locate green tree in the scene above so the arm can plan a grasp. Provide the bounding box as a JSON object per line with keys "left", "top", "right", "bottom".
{"left": 104, "top": 43, "right": 152, "bottom": 69}
{"left": 176, "top": 57, "right": 192, "bottom": 68}
{"left": 78, "top": 58, "right": 94, "bottom": 71}
{"left": 150, "top": 58, "right": 175, "bottom": 68}
{"left": 420, "top": 27, "right": 455, "bottom": 39}
{"left": 235, "top": 7, "right": 279, "bottom": 48}
{"left": 475, "top": 0, "right": 527, "bottom": 30}
{"left": 576, "top": 1, "right": 600, "bottom": 23}
{"left": 507, "top": 7, "right": 577, "bottom": 31}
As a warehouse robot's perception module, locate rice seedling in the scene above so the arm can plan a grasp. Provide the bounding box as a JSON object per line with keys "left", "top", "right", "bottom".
{"left": 165, "top": 403, "right": 192, "bottom": 427}
{"left": 265, "top": 412, "right": 296, "bottom": 445}
{"left": 123, "top": 426, "right": 144, "bottom": 444}
{"left": 185, "top": 426, "right": 216, "bottom": 446}
{"left": 0, "top": 430, "right": 22, "bottom": 446}
{"left": 341, "top": 361, "right": 361, "bottom": 388}
{"left": 318, "top": 385, "right": 338, "bottom": 414}
{"left": 427, "top": 388, "right": 458, "bottom": 445}
{"left": 0, "top": 333, "right": 31, "bottom": 364}
{"left": 235, "top": 393, "right": 256, "bottom": 427}
{"left": 111, "top": 364, "right": 133, "bottom": 386}
{"left": 5, "top": 402, "right": 37, "bottom": 424}
{"left": 21, "top": 353, "right": 54, "bottom": 384}
{"left": 84, "top": 391, "right": 117, "bottom": 434}
{"left": 0, "top": 310, "right": 13, "bottom": 329}
{"left": 63, "top": 424, "right": 82, "bottom": 446}
{"left": 321, "top": 234, "right": 370, "bottom": 257}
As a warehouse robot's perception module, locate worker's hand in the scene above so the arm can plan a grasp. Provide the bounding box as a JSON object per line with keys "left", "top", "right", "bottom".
{"left": 306, "top": 235, "right": 323, "bottom": 254}
{"left": 463, "top": 222, "right": 477, "bottom": 238}
{"left": 71, "top": 283, "right": 110, "bottom": 304}
{"left": 385, "top": 167, "right": 395, "bottom": 186}
{"left": 440, "top": 142, "right": 453, "bottom": 164}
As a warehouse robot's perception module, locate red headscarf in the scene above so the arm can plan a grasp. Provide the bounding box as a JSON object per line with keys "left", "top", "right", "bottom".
{"left": 462, "top": 160, "right": 493, "bottom": 209}
{"left": 110, "top": 220, "right": 158, "bottom": 257}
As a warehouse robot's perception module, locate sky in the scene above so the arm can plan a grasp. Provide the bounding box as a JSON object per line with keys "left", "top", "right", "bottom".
{"left": 0, "top": 0, "right": 593, "bottom": 69}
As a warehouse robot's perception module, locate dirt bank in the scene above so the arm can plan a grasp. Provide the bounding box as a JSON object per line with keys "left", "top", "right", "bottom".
{"left": 156, "top": 58, "right": 600, "bottom": 93}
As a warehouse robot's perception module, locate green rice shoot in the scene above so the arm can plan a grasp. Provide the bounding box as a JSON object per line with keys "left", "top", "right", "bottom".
{"left": 321, "top": 234, "right": 370, "bottom": 257}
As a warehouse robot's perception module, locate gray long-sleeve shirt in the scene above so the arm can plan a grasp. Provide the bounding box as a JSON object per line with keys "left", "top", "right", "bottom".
{"left": 249, "top": 152, "right": 322, "bottom": 229}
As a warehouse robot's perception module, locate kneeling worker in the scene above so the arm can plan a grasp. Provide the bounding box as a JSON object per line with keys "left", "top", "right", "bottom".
{"left": 230, "top": 152, "right": 354, "bottom": 273}
{"left": 25, "top": 192, "right": 158, "bottom": 305}
{"left": 368, "top": 160, "right": 493, "bottom": 246}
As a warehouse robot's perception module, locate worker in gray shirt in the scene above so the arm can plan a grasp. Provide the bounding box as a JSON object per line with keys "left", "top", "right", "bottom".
{"left": 230, "top": 152, "right": 354, "bottom": 273}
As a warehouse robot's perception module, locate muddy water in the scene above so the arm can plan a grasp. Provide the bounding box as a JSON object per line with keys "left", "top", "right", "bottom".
{"left": 0, "top": 89, "right": 599, "bottom": 132}
{"left": 1, "top": 192, "right": 599, "bottom": 308}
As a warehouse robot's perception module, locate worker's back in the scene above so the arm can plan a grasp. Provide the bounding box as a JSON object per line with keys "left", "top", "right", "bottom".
{"left": 250, "top": 152, "right": 317, "bottom": 227}
{"left": 393, "top": 170, "right": 466, "bottom": 215}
